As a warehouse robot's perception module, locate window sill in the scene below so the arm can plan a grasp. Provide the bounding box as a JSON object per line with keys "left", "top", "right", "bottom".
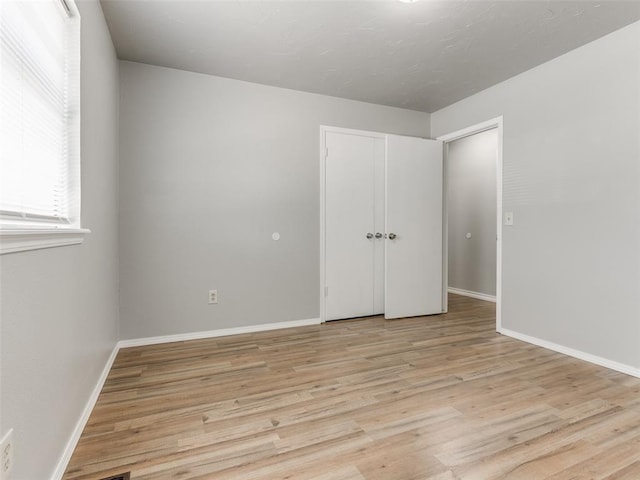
{"left": 0, "top": 228, "right": 91, "bottom": 255}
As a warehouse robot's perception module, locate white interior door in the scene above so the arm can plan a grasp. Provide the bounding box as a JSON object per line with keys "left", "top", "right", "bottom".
{"left": 385, "top": 135, "right": 443, "bottom": 319}
{"left": 325, "top": 131, "right": 385, "bottom": 320}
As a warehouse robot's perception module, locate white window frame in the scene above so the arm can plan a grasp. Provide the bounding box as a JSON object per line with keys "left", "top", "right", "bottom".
{"left": 0, "top": 0, "right": 89, "bottom": 255}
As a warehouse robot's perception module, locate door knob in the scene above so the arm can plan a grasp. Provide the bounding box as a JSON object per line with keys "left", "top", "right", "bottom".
{"left": 366, "top": 233, "right": 374, "bottom": 239}
{"left": 375, "top": 232, "right": 383, "bottom": 239}
{"left": 388, "top": 233, "right": 397, "bottom": 240}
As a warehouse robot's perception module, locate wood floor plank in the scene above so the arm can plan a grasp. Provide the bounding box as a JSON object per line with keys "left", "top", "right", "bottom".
{"left": 63, "top": 294, "right": 640, "bottom": 479}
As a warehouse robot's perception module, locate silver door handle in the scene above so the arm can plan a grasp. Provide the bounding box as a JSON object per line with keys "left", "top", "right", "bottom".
{"left": 375, "top": 232, "right": 383, "bottom": 239}
{"left": 366, "top": 233, "right": 374, "bottom": 239}
{"left": 388, "top": 233, "right": 397, "bottom": 240}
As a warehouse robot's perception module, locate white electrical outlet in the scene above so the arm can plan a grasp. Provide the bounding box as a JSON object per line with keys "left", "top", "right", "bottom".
{"left": 1, "top": 429, "right": 13, "bottom": 479}
{"left": 208, "top": 289, "right": 218, "bottom": 304}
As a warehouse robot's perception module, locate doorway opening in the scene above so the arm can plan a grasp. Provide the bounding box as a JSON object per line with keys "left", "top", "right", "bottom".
{"left": 437, "top": 117, "right": 503, "bottom": 331}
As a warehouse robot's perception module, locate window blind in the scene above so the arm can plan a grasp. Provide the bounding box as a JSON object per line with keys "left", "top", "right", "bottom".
{"left": 0, "top": 0, "right": 80, "bottom": 227}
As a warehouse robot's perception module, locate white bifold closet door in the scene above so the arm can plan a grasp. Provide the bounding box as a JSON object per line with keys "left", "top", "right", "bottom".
{"left": 324, "top": 131, "right": 443, "bottom": 320}
{"left": 325, "top": 131, "right": 385, "bottom": 321}
{"left": 385, "top": 134, "right": 443, "bottom": 319}
{"left": 324, "top": 129, "right": 442, "bottom": 321}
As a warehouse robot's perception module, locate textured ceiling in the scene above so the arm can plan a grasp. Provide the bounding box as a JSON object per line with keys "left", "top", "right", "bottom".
{"left": 100, "top": 0, "right": 640, "bottom": 112}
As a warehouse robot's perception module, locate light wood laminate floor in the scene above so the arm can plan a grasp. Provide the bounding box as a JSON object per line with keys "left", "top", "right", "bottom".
{"left": 64, "top": 294, "right": 640, "bottom": 480}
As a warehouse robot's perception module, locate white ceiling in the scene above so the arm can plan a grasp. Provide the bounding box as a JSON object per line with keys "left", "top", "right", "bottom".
{"left": 100, "top": 0, "right": 640, "bottom": 112}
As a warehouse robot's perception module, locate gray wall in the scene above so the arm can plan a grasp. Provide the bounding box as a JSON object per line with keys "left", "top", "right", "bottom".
{"left": 118, "top": 61, "right": 430, "bottom": 339}
{"left": 432, "top": 21, "right": 640, "bottom": 370}
{"left": 447, "top": 129, "right": 497, "bottom": 296}
{"left": 0, "top": 1, "right": 119, "bottom": 478}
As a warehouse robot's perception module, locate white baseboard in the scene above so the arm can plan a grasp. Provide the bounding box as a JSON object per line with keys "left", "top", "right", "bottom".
{"left": 448, "top": 287, "right": 496, "bottom": 303}
{"left": 499, "top": 327, "right": 640, "bottom": 379}
{"left": 117, "top": 317, "right": 322, "bottom": 348}
{"left": 50, "top": 343, "right": 120, "bottom": 480}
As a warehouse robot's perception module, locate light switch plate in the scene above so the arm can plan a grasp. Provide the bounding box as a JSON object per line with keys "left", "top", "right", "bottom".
{"left": 504, "top": 212, "right": 514, "bottom": 226}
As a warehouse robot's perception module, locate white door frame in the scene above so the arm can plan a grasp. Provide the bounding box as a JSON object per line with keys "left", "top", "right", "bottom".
{"left": 319, "top": 125, "right": 387, "bottom": 323}
{"left": 436, "top": 116, "right": 503, "bottom": 331}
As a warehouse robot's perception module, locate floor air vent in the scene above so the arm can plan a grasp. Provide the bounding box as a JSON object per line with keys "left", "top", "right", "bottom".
{"left": 100, "top": 474, "right": 130, "bottom": 480}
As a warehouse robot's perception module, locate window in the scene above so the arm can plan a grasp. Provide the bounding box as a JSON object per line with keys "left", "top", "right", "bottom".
{"left": 0, "top": 0, "right": 87, "bottom": 254}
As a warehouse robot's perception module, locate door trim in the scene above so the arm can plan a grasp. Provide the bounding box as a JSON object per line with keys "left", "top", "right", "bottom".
{"left": 436, "top": 116, "right": 503, "bottom": 332}
{"left": 319, "top": 125, "right": 387, "bottom": 323}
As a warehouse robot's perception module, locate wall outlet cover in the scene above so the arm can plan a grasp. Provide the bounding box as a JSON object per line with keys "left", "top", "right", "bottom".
{"left": 208, "top": 289, "right": 218, "bottom": 304}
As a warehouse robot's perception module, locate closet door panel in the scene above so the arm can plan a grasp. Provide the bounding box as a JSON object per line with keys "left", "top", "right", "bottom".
{"left": 325, "top": 132, "right": 380, "bottom": 320}
{"left": 373, "top": 139, "right": 386, "bottom": 315}
{"left": 385, "top": 135, "right": 443, "bottom": 319}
